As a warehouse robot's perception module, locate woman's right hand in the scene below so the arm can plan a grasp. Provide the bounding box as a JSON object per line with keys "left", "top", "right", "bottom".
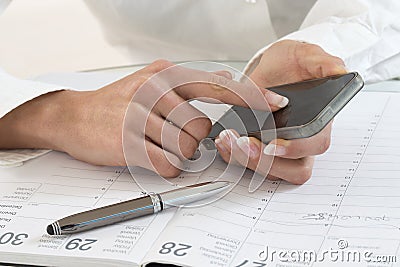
{"left": 0, "top": 60, "right": 288, "bottom": 177}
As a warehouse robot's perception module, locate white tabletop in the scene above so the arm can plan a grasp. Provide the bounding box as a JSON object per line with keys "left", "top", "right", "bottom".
{"left": 34, "top": 62, "right": 400, "bottom": 94}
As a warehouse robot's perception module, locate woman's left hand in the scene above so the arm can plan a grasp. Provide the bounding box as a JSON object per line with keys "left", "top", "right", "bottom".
{"left": 214, "top": 40, "right": 347, "bottom": 184}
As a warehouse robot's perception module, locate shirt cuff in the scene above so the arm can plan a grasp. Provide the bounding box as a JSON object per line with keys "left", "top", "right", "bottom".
{"left": 243, "top": 44, "right": 269, "bottom": 77}
{"left": 0, "top": 149, "right": 50, "bottom": 168}
{"left": 0, "top": 70, "right": 68, "bottom": 167}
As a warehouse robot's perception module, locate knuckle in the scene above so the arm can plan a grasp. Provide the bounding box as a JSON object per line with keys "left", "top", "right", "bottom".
{"left": 319, "top": 136, "right": 331, "bottom": 154}
{"left": 195, "top": 118, "right": 212, "bottom": 139}
{"left": 179, "top": 134, "right": 199, "bottom": 159}
{"left": 332, "top": 56, "right": 345, "bottom": 65}
{"left": 304, "top": 43, "right": 324, "bottom": 54}
{"left": 209, "top": 74, "right": 232, "bottom": 93}
{"left": 294, "top": 169, "right": 312, "bottom": 185}
{"left": 285, "top": 145, "right": 304, "bottom": 159}
{"left": 135, "top": 76, "right": 149, "bottom": 86}
{"left": 120, "top": 75, "right": 149, "bottom": 98}
{"left": 293, "top": 160, "right": 313, "bottom": 184}
{"left": 271, "top": 40, "right": 291, "bottom": 49}
{"left": 154, "top": 156, "right": 181, "bottom": 178}
{"left": 150, "top": 59, "right": 174, "bottom": 71}
{"left": 184, "top": 117, "right": 212, "bottom": 141}
{"left": 128, "top": 102, "right": 147, "bottom": 126}
{"left": 210, "top": 74, "right": 228, "bottom": 86}
{"left": 160, "top": 164, "right": 181, "bottom": 178}
{"left": 220, "top": 156, "right": 229, "bottom": 164}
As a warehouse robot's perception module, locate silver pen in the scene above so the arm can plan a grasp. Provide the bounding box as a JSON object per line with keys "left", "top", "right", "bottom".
{"left": 46, "top": 181, "right": 231, "bottom": 235}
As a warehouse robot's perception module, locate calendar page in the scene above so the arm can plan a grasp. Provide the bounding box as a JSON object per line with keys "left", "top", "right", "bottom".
{"left": 0, "top": 150, "right": 180, "bottom": 266}
{"left": 144, "top": 92, "right": 400, "bottom": 267}
{"left": 1, "top": 91, "right": 400, "bottom": 267}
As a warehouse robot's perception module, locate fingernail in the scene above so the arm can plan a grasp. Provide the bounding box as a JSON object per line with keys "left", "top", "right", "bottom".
{"left": 335, "top": 65, "right": 348, "bottom": 74}
{"left": 215, "top": 138, "right": 227, "bottom": 153}
{"left": 263, "top": 144, "right": 286, "bottom": 156}
{"left": 266, "top": 91, "right": 289, "bottom": 108}
{"left": 219, "top": 130, "right": 237, "bottom": 147}
{"left": 219, "top": 130, "right": 228, "bottom": 141}
{"left": 227, "top": 130, "right": 238, "bottom": 142}
{"left": 236, "top": 137, "right": 259, "bottom": 159}
{"left": 219, "top": 130, "right": 231, "bottom": 148}
{"left": 215, "top": 70, "right": 233, "bottom": 80}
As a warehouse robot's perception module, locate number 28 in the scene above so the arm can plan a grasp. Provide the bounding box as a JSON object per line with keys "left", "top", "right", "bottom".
{"left": 159, "top": 242, "right": 192, "bottom": 257}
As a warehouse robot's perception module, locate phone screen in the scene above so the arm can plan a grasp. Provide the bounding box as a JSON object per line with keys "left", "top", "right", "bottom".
{"left": 208, "top": 73, "right": 356, "bottom": 138}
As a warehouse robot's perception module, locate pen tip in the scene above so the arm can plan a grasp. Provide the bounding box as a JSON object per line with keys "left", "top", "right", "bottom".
{"left": 46, "top": 224, "right": 55, "bottom": 235}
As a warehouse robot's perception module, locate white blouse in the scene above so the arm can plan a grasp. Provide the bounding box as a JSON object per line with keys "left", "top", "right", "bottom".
{"left": 1, "top": 0, "right": 400, "bottom": 166}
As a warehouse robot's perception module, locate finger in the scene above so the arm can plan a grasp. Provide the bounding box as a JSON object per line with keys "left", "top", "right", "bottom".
{"left": 300, "top": 55, "right": 347, "bottom": 78}
{"left": 144, "top": 110, "right": 199, "bottom": 160}
{"left": 250, "top": 41, "right": 347, "bottom": 89}
{"left": 219, "top": 130, "right": 272, "bottom": 174}
{"left": 171, "top": 67, "right": 288, "bottom": 111}
{"left": 124, "top": 102, "right": 197, "bottom": 166}
{"left": 268, "top": 156, "right": 315, "bottom": 184}
{"left": 135, "top": 60, "right": 232, "bottom": 80}
{"left": 125, "top": 59, "right": 175, "bottom": 81}
{"left": 218, "top": 130, "right": 265, "bottom": 174}
{"left": 215, "top": 137, "right": 236, "bottom": 164}
{"left": 123, "top": 131, "right": 182, "bottom": 178}
{"left": 120, "top": 60, "right": 175, "bottom": 84}
{"left": 267, "top": 174, "right": 281, "bottom": 181}
{"left": 236, "top": 137, "right": 314, "bottom": 184}
{"left": 213, "top": 70, "right": 284, "bottom": 111}
{"left": 263, "top": 122, "right": 333, "bottom": 159}
{"left": 294, "top": 42, "right": 347, "bottom": 77}
{"left": 213, "top": 70, "right": 233, "bottom": 80}
{"left": 102, "top": 60, "right": 176, "bottom": 100}
{"left": 144, "top": 139, "right": 183, "bottom": 178}
{"left": 152, "top": 90, "right": 212, "bottom": 141}
{"left": 219, "top": 130, "right": 314, "bottom": 184}
{"left": 128, "top": 68, "right": 213, "bottom": 141}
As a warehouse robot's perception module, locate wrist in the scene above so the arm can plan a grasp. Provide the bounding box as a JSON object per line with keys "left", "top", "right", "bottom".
{"left": 0, "top": 90, "right": 77, "bottom": 150}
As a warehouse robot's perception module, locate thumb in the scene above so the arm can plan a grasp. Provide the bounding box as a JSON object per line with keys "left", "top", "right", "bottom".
{"left": 302, "top": 55, "right": 348, "bottom": 78}
{"left": 213, "top": 70, "right": 289, "bottom": 111}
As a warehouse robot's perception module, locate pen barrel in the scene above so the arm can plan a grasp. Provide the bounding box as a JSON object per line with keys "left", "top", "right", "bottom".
{"left": 57, "top": 195, "right": 155, "bottom": 234}
{"left": 48, "top": 181, "right": 231, "bottom": 235}
{"left": 159, "top": 181, "right": 231, "bottom": 207}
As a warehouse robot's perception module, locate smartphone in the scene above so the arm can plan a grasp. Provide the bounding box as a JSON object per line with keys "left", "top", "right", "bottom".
{"left": 207, "top": 72, "right": 364, "bottom": 143}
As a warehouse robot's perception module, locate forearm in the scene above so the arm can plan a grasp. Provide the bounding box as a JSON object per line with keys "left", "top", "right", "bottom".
{"left": 0, "top": 90, "right": 71, "bottom": 150}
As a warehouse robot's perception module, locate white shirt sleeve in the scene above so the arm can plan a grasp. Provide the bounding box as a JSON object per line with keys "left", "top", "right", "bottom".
{"left": 245, "top": 0, "right": 400, "bottom": 83}
{"left": 0, "top": 1, "right": 65, "bottom": 119}
{"left": 0, "top": 70, "right": 67, "bottom": 167}
{"left": 0, "top": 70, "right": 67, "bottom": 118}
{"left": 0, "top": 0, "right": 68, "bottom": 167}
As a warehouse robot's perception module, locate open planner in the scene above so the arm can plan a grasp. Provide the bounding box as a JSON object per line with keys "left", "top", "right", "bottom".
{"left": 1, "top": 89, "right": 400, "bottom": 266}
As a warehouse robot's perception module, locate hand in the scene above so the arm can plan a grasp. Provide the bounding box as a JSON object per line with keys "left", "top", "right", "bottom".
{"left": 214, "top": 40, "right": 347, "bottom": 184}
{"left": 0, "top": 60, "right": 288, "bottom": 177}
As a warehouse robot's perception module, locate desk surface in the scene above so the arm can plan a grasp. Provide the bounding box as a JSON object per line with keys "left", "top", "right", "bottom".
{"left": 34, "top": 61, "right": 248, "bottom": 91}
{"left": 34, "top": 62, "right": 400, "bottom": 94}
{"left": 2, "top": 67, "right": 400, "bottom": 266}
